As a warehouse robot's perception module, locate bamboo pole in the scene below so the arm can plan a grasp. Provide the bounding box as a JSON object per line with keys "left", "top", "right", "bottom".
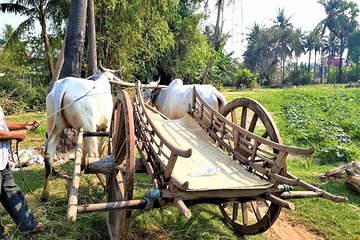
{"left": 67, "top": 128, "right": 84, "bottom": 223}
{"left": 77, "top": 199, "right": 147, "bottom": 214}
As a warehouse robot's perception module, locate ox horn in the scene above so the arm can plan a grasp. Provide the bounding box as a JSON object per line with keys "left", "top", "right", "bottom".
{"left": 99, "top": 61, "right": 121, "bottom": 74}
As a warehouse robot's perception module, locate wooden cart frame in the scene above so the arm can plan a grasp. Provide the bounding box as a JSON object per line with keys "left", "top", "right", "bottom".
{"left": 66, "top": 81, "right": 347, "bottom": 239}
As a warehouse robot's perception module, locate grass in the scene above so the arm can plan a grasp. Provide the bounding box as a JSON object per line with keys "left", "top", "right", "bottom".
{"left": 224, "top": 84, "right": 360, "bottom": 240}
{"left": 1, "top": 84, "right": 360, "bottom": 239}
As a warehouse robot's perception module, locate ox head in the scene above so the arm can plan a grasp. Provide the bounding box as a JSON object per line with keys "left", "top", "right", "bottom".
{"left": 143, "top": 77, "right": 161, "bottom": 105}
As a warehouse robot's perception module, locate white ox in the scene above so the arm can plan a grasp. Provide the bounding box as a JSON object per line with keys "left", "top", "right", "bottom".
{"left": 41, "top": 71, "right": 117, "bottom": 202}
{"left": 144, "top": 79, "right": 227, "bottom": 119}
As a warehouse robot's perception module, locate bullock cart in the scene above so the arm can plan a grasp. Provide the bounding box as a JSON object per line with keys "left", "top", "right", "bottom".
{"left": 66, "top": 81, "right": 347, "bottom": 239}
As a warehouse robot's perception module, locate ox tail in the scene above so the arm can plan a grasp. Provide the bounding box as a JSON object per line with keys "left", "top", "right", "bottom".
{"left": 214, "top": 91, "right": 227, "bottom": 113}
{"left": 45, "top": 85, "right": 67, "bottom": 150}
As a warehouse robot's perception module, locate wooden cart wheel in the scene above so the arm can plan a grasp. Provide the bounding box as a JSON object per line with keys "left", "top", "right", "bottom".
{"left": 107, "top": 90, "right": 135, "bottom": 240}
{"left": 219, "top": 98, "right": 284, "bottom": 235}
{"left": 219, "top": 198, "right": 281, "bottom": 235}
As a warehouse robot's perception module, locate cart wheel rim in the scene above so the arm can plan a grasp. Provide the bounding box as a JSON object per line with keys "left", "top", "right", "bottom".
{"left": 107, "top": 90, "right": 135, "bottom": 240}
{"left": 219, "top": 198, "right": 282, "bottom": 235}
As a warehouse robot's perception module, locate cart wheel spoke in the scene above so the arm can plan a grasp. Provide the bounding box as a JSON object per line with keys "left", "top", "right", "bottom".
{"left": 232, "top": 202, "right": 239, "bottom": 221}
{"left": 241, "top": 203, "right": 249, "bottom": 225}
{"left": 250, "top": 201, "right": 263, "bottom": 222}
{"left": 261, "top": 131, "right": 269, "bottom": 139}
{"left": 240, "top": 107, "right": 247, "bottom": 129}
{"left": 248, "top": 114, "right": 258, "bottom": 133}
{"left": 231, "top": 109, "right": 237, "bottom": 125}
{"left": 219, "top": 198, "right": 281, "bottom": 235}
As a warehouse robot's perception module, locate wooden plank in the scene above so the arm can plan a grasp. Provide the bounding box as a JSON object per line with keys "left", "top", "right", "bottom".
{"left": 86, "top": 156, "right": 114, "bottom": 174}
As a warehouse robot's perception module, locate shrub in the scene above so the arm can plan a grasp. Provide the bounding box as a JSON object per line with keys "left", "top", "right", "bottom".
{"left": 318, "top": 146, "right": 355, "bottom": 164}
{"left": 0, "top": 77, "right": 47, "bottom": 114}
{"left": 286, "top": 65, "right": 312, "bottom": 85}
{"left": 233, "top": 68, "right": 257, "bottom": 89}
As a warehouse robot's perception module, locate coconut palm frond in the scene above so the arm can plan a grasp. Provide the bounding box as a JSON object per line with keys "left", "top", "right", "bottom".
{"left": 12, "top": 17, "right": 36, "bottom": 38}
{"left": 0, "top": 3, "right": 28, "bottom": 14}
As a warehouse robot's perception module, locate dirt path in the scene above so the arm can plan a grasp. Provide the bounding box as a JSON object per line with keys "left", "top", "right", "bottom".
{"left": 266, "top": 212, "right": 324, "bottom": 240}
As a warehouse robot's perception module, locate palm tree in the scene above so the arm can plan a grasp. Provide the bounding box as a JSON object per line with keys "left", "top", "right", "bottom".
{"left": 272, "top": 8, "right": 293, "bottom": 82}
{"left": 347, "top": 30, "right": 360, "bottom": 75}
{"left": 0, "top": 24, "right": 15, "bottom": 48}
{"left": 304, "top": 32, "right": 314, "bottom": 76}
{"left": 291, "top": 28, "right": 305, "bottom": 69}
{"left": 243, "top": 23, "right": 277, "bottom": 84}
{"left": 60, "top": 0, "right": 88, "bottom": 78}
{"left": 203, "top": 0, "right": 223, "bottom": 84}
{"left": 87, "top": 0, "right": 97, "bottom": 75}
{"left": 0, "top": 0, "right": 67, "bottom": 80}
{"left": 317, "top": 0, "right": 359, "bottom": 83}
{"left": 312, "top": 30, "right": 323, "bottom": 82}
{"left": 321, "top": 33, "right": 340, "bottom": 83}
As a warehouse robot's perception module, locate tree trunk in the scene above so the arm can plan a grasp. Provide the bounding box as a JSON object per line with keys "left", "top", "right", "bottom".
{"left": 338, "top": 37, "right": 344, "bottom": 83}
{"left": 60, "top": 0, "right": 88, "bottom": 78}
{"left": 307, "top": 50, "right": 312, "bottom": 76}
{"left": 39, "top": 12, "right": 55, "bottom": 80}
{"left": 202, "top": 0, "right": 222, "bottom": 84}
{"left": 327, "top": 55, "right": 332, "bottom": 84}
{"left": 282, "top": 57, "right": 285, "bottom": 82}
{"left": 49, "top": 34, "right": 66, "bottom": 90}
{"left": 87, "top": 0, "right": 97, "bottom": 75}
{"left": 321, "top": 51, "right": 325, "bottom": 83}
{"left": 313, "top": 50, "right": 317, "bottom": 82}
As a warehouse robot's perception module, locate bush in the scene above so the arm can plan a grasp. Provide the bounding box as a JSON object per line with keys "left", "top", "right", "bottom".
{"left": 344, "top": 63, "right": 360, "bottom": 82}
{"left": 0, "top": 77, "right": 47, "bottom": 114}
{"left": 233, "top": 68, "right": 257, "bottom": 89}
{"left": 286, "top": 65, "right": 312, "bottom": 85}
{"left": 318, "top": 146, "right": 355, "bottom": 164}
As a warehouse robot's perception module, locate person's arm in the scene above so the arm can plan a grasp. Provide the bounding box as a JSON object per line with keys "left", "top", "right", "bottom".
{"left": 0, "top": 129, "right": 26, "bottom": 141}
{"left": 7, "top": 120, "right": 40, "bottom": 131}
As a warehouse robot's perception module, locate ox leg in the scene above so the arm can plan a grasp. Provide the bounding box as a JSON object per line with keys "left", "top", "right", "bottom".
{"left": 41, "top": 131, "right": 63, "bottom": 202}
{"left": 84, "top": 135, "right": 107, "bottom": 189}
{"left": 98, "top": 133, "right": 108, "bottom": 158}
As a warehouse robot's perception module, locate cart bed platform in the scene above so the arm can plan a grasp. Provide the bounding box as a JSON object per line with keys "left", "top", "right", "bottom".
{"left": 147, "top": 110, "right": 273, "bottom": 191}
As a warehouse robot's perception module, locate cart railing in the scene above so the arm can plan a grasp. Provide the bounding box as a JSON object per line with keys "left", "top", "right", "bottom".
{"left": 189, "top": 87, "right": 313, "bottom": 174}
{"left": 189, "top": 87, "right": 347, "bottom": 203}
{"left": 133, "top": 82, "right": 192, "bottom": 188}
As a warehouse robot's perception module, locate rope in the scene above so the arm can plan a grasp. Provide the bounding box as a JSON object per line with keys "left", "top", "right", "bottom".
{"left": 13, "top": 141, "right": 46, "bottom": 205}
{"left": 44, "top": 81, "right": 98, "bottom": 120}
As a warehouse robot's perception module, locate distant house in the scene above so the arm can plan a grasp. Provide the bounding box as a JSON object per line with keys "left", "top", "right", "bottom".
{"left": 320, "top": 55, "right": 344, "bottom": 68}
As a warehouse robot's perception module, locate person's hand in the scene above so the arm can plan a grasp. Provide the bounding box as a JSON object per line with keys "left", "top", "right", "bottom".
{"left": 15, "top": 130, "right": 27, "bottom": 141}
{"left": 25, "top": 120, "right": 40, "bottom": 131}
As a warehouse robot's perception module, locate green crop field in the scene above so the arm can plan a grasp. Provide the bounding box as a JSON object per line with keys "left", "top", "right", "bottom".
{"left": 1, "top": 84, "right": 360, "bottom": 240}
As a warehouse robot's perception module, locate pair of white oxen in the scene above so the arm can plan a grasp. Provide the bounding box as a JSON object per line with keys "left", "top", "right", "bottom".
{"left": 41, "top": 71, "right": 226, "bottom": 202}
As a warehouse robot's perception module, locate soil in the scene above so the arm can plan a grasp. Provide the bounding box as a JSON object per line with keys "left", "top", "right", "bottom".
{"left": 266, "top": 212, "right": 324, "bottom": 240}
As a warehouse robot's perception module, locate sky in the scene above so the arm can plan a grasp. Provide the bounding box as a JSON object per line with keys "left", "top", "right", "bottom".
{"left": 208, "top": 0, "right": 360, "bottom": 60}
{"left": 1, "top": 0, "right": 360, "bottom": 60}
